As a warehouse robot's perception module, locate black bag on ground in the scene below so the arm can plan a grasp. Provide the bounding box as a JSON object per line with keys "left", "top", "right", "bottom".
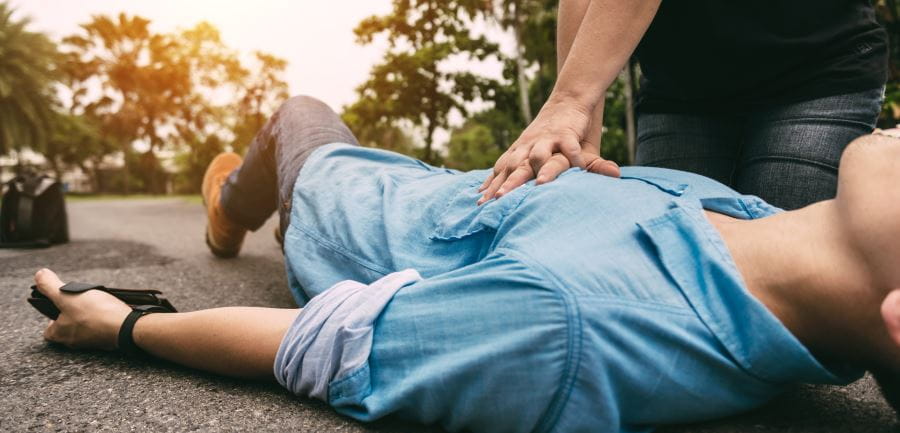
{"left": 0, "top": 173, "right": 69, "bottom": 248}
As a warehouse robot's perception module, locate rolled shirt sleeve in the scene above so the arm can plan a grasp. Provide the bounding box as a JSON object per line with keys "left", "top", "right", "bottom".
{"left": 274, "top": 269, "right": 423, "bottom": 400}
{"left": 275, "top": 254, "right": 572, "bottom": 433}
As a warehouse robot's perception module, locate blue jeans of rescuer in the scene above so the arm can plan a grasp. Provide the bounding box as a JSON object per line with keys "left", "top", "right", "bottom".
{"left": 635, "top": 87, "right": 885, "bottom": 210}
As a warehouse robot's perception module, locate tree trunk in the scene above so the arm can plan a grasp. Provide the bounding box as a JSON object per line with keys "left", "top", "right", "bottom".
{"left": 122, "top": 143, "right": 130, "bottom": 195}
{"left": 49, "top": 157, "right": 62, "bottom": 180}
{"left": 887, "top": 0, "right": 899, "bottom": 22}
{"left": 622, "top": 62, "right": 637, "bottom": 164}
{"left": 424, "top": 122, "right": 436, "bottom": 164}
{"left": 77, "top": 161, "right": 93, "bottom": 193}
{"left": 13, "top": 148, "right": 24, "bottom": 177}
{"left": 513, "top": 6, "right": 533, "bottom": 125}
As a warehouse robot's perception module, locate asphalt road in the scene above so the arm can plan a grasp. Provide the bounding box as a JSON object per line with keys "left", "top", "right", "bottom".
{"left": 0, "top": 198, "right": 895, "bottom": 432}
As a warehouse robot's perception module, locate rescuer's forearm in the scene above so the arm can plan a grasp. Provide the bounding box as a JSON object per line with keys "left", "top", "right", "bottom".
{"left": 553, "top": 0, "right": 660, "bottom": 133}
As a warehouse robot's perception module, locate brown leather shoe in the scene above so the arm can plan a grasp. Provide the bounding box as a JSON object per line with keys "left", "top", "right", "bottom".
{"left": 201, "top": 153, "right": 246, "bottom": 258}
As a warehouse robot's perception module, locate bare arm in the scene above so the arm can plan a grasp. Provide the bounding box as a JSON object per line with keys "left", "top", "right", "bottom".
{"left": 480, "top": 0, "right": 660, "bottom": 203}
{"left": 134, "top": 307, "right": 299, "bottom": 379}
{"left": 556, "top": 0, "right": 603, "bottom": 149}
{"left": 553, "top": 0, "right": 658, "bottom": 117}
{"left": 32, "top": 268, "right": 299, "bottom": 380}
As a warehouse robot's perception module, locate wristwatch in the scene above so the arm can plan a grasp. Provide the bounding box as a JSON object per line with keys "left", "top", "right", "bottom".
{"left": 117, "top": 305, "right": 170, "bottom": 356}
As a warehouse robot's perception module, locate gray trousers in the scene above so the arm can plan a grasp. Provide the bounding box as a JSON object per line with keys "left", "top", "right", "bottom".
{"left": 219, "top": 96, "right": 359, "bottom": 236}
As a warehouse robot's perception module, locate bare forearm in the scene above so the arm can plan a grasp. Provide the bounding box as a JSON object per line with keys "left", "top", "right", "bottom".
{"left": 557, "top": 0, "right": 605, "bottom": 148}
{"left": 553, "top": 0, "right": 660, "bottom": 114}
{"left": 133, "top": 307, "right": 300, "bottom": 380}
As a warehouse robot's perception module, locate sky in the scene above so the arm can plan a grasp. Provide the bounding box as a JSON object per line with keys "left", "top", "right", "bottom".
{"left": 8, "top": 0, "right": 397, "bottom": 112}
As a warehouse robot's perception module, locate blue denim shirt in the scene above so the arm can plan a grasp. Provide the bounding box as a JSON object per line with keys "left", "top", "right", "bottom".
{"left": 276, "top": 143, "right": 861, "bottom": 433}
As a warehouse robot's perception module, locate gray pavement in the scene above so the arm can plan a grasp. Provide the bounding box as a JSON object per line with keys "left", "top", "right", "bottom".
{"left": 0, "top": 198, "right": 895, "bottom": 432}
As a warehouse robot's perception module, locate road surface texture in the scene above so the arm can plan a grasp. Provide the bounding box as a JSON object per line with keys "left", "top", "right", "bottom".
{"left": 0, "top": 198, "right": 895, "bottom": 432}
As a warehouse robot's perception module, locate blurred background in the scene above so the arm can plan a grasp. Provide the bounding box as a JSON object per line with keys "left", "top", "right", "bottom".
{"left": 0, "top": 0, "right": 897, "bottom": 195}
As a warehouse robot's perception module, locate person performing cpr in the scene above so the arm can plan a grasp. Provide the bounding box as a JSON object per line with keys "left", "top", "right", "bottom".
{"left": 478, "top": 0, "right": 888, "bottom": 212}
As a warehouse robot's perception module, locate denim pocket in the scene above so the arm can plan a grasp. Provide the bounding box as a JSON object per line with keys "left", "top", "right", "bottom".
{"left": 429, "top": 180, "right": 535, "bottom": 241}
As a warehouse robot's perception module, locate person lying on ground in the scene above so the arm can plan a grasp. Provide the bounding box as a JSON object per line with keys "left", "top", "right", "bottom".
{"left": 32, "top": 96, "right": 900, "bottom": 433}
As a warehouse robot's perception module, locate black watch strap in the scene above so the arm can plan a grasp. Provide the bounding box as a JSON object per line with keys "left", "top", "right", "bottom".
{"left": 117, "top": 306, "right": 164, "bottom": 356}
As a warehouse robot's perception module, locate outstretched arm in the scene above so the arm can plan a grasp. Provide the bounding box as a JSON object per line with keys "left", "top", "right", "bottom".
{"left": 134, "top": 307, "right": 298, "bottom": 379}
{"left": 32, "top": 268, "right": 299, "bottom": 380}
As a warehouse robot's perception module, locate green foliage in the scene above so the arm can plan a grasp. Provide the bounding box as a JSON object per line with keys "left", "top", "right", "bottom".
{"left": 876, "top": 0, "right": 899, "bottom": 128}
{"left": 0, "top": 2, "right": 58, "bottom": 157}
{"left": 445, "top": 118, "right": 504, "bottom": 171}
{"left": 351, "top": 0, "right": 634, "bottom": 169}
{"left": 57, "top": 14, "right": 289, "bottom": 193}
{"left": 61, "top": 13, "right": 191, "bottom": 192}
{"left": 230, "top": 51, "right": 290, "bottom": 155}
{"left": 344, "top": 0, "right": 501, "bottom": 164}
{"left": 173, "top": 134, "right": 223, "bottom": 194}
{"left": 341, "top": 104, "right": 417, "bottom": 155}
{"left": 43, "top": 110, "right": 111, "bottom": 183}
{"left": 442, "top": 0, "right": 632, "bottom": 169}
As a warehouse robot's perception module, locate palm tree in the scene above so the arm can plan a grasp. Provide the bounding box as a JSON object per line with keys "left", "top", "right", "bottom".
{"left": 0, "top": 2, "right": 58, "bottom": 161}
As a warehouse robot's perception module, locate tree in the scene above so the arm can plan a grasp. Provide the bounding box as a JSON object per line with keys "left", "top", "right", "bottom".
{"left": 60, "top": 15, "right": 289, "bottom": 193}
{"left": 0, "top": 3, "right": 58, "bottom": 164}
{"left": 173, "top": 134, "right": 223, "bottom": 194}
{"left": 443, "top": 0, "right": 634, "bottom": 169}
{"left": 445, "top": 117, "right": 504, "bottom": 171}
{"left": 490, "top": 0, "right": 558, "bottom": 125}
{"left": 341, "top": 99, "right": 417, "bottom": 155}
{"left": 43, "top": 111, "right": 112, "bottom": 185}
{"left": 346, "top": 0, "right": 500, "bottom": 164}
{"left": 62, "top": 13, "right": 192, "bottom": 192}
{"left": 230, "top": 51, "right": 290, "bottom": 155}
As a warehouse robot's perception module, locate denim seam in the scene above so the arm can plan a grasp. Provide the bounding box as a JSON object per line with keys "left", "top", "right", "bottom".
{"left": 736, "top": 198, "right": 753, "bottom": 218}
{"left": 739, "top": 155, "right": 838, "bottom": 172}
{"left": 579, "top": 295, "right": 695, "bottom": 317}
{"left": 639, "top": 216, "right": 767, "bottom": 383}
{"left": 328, "top": 362, "right": 371, "bottom": 400}
{"left": 640, "top": 156, "right": 738, "bottom": 166}
{"left": 289, "top": 223, "right": 391, "bottom": 277}
{"left": 671, "top": 206, "right": 779, "bottom": 384}
{"left": 761, "top": 116, "right": 878, "bottom": 130}
{"left": 430, "top": 179, "right": 486, "bottom": 239}
{"left": 496, "top": 248, "right": 582, "bottom": 433}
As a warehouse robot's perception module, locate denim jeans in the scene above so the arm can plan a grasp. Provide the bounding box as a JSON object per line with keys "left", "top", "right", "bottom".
{"left": 634, "top": 87, "right": 884, "bottom": 210}
{"left": 219, "top": 96, "right": 359, "bottom": 236}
